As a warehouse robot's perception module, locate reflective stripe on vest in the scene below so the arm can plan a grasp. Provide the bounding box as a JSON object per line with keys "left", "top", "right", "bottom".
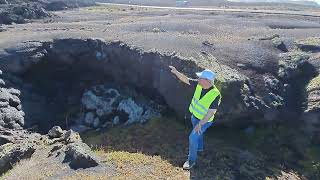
{"left": 189, "top": 84, "right": 221, "bottom": 122}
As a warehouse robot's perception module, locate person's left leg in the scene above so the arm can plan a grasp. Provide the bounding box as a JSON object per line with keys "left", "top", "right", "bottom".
{"left": 183, "top": 121, "right": 213, "bottom": 169}
{"left": 191, "top": 116, "right": 204, "bottom": 151}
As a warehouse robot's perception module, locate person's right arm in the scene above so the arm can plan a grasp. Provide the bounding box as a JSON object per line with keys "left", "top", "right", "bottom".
{"left": 169, "top": 66, "right": 191, "bottom": 85}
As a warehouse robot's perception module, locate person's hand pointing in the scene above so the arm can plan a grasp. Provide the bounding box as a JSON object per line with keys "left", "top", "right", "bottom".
{"left": 169, "top": 66, "right": 177, "bottom": 74}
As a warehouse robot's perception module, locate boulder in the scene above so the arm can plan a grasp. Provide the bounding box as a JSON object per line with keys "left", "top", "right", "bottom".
{"left": 81, "top": 88, "right": 120, "bottom": 116}
{"left": 263, "top": 75, "right": 287, "bottom": 114}
{"left": 278, "top": 52, "right": 313, "bottom": 82}
{"left": 141, "top": 108, "right": 162, "bottom": 123}
{"left": 264, "top": 76, "right": 282, "bottom": 94}
{"left": 0, "top": 41, "right": 46, "bottom": 74}
{"left": 7, "top": 88, "right": 21, "bottom": 97}
{"left": 112, "top": 116, "right": 120, "bottom": 125}
{"left": 63, "top": 130, "right": 81, "bottom": 144}
{"left": 0, "top": 106, "right": 25, "bottom": 129}
{"left": 0, "top": 101, "right": 8, "bottom": 108}
{"left": 272, "top": 37, "right": 288, "bottom": 52}
{"left": 0, "top": 88, "right": 22, "bottom": 108}
{"left": 81, "top": 91, "right": 99, "bottom": 110}
{"left": 93, "top": 117, "right": 100, "bottom": 128}
{"left": 0, "top": 143, "right": 35, "bottom": 175}
{"left": 0, "top": 73, "right": 24, "bottom": 130}
{"left": 8, "top": 94, "right": 20, "bottom": 107}
{"left": 84, "top": 112, "right": 95, "bottom": 126}
{"left": 80, "top": 85, "right": 162, "bottom": 128}
{"left": 64, "top": 142, "right": 99, "bottom": 169}
{"left": 0, "top": 88, "right": 12, "bottom": 103}
{"left": 48, "top": 126, "right": 64, "bottom": 139}
{"left": 0, "top": 79, "right": 5, "bottom": 87}
{"left": 117, "top": 98, "right": 144, "bottom": 125}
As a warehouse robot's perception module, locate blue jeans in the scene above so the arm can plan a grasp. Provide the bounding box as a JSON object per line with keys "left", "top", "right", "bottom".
{"left": 188, "top": 115, "right": 213, "bottom": 163}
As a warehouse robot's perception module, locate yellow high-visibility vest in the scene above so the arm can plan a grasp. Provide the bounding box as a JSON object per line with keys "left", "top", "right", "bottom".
{"left": 189, "top": 84, "right": 221, "bottom": 122}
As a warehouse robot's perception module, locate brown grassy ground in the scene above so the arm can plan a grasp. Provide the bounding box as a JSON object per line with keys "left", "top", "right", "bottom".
{"left": 1, "top": 117, "right": 319, "bottom": 179}
{"left": 82, "top": 117, "right": 320, "bottom": 180}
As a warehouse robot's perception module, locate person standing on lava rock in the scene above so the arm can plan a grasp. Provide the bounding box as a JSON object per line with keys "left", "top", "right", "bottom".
{"left": 169, "top": 66, "right": 221, "bottom": 170}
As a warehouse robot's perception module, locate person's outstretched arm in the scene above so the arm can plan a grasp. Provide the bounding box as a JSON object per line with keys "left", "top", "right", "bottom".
{"left": 169, "top": 66, "right": 191, "bottom": 85}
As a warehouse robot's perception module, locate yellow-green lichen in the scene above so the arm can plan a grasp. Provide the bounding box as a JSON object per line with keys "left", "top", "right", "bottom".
{"left": 306, "top": 75, "right": 320, "bottom": 92}
{"left": 296, "top": 37, "right": 320, "bottom": 46}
